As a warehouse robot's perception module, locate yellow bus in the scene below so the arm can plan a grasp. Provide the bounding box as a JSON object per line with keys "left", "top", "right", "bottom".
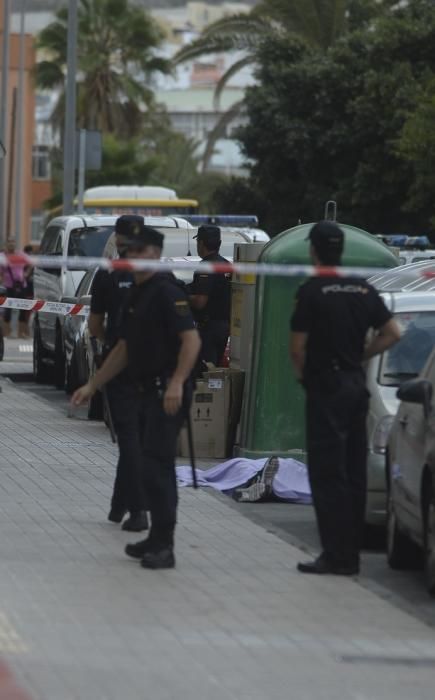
{"left": 46, "top": 185, "right": 199, "bottom": 221}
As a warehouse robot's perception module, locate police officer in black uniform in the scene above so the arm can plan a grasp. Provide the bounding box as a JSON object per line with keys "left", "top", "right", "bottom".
{"left": 73, "top": 223, "right": 201, "bottom": 570}
{"left": 188, "top": 224, "right": 231, "bottom": 366}
{"left": 88, "top": 215, "right": 148, "bottom": 532}
{"left": 290, "top": 221, "right": 401, "bottom": 576}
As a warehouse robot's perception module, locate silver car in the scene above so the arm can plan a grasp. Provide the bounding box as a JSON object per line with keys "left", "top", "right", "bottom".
{"left": 386, "top": 351, "right": 435, "bottom": 596}
{"left": 366, "top": 292, "right": 435, "bottom": 527}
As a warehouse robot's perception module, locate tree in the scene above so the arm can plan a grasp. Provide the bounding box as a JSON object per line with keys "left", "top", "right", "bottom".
{"left": 222, "top": 0, "right": 435, "bottom": 235}
{"left": 35, "top": 0, "right": 170, "bottom": 138}
{"left": 173, "top": 0, "right": 392, "bottom": 171}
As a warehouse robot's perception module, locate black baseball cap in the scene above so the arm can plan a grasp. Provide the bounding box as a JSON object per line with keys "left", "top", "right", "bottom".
{"left": 306, "top": 220, "right": 344, "bottom": 254}
{"left": 193, "top": 224, "right": 221, "bottom": 248}
{"left": 117, "top": 216, "right": 164, "bottom": 250}
{"left": 115, "top": 214, "right": 144, "bottom": 237}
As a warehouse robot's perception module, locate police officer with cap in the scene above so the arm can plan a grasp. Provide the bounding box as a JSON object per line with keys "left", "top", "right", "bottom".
{"left": 88, "top": 214, "right": 148, "bottom": 532}
{"left": 188, "top": 224, "right": 231, "bottom": 366}
{"left": 290, "top": 220, "right": 401, "bottom": 576}
{"left": 73, "top": 223, "right": 201, "bottom": 570}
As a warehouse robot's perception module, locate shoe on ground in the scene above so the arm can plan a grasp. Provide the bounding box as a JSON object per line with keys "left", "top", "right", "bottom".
{"left": 140, "top": 548, "right": 175, "bottom": 570}
{"left": 297, "top": 552, "right": 359, "bottom": 576}
{"left": 233, "top": 455, "right": 280, "bottom": 503}
{"left": 125, "top": 537, "right": 153, "bottom": 559}
{"left": 107, "top": 507, "right": 127, "bottom": 524}
{"left": 122, "top": 510, "right": 148, "bottom": 532}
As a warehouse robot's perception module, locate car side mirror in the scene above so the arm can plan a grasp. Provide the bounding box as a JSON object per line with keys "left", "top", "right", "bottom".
{"left": 397, "top": 379, "right": 433, "bottom": 419}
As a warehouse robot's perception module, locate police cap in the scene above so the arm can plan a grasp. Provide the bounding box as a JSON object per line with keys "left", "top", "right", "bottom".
{"left": 306, "top": 220, "right": 344, "bottom": 255}
{"left": 193, "top": 224, "right": 221, "bottom": 249}
{"left": 115, "top": 214, "right": 144, "bottom": 237}
{"left": 115, "top": 215, "right": 164, "bottom": 249}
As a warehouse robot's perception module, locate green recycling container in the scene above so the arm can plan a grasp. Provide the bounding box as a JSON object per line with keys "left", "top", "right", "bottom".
{"left": 237, "top": 223, "right": 399, "bottom": 459}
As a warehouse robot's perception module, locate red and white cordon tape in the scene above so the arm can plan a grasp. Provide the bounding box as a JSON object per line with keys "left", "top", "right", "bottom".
{"left": 1, "top": 251, "right": 430, "bottom": 279}
{"left": 0, "top": 296, "right": 89, "bottom": 317}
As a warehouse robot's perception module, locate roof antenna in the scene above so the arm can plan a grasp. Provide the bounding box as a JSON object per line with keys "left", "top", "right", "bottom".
{"left": 187, "top": 227, "right": 192, "bottom": 256}
{"left": 324, "top": 200, "right": 337, "bottom": 221}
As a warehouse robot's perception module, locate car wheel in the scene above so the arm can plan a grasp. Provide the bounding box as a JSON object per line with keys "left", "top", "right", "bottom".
{"left": 387, "top": 490, "right": 421, "bottom": 569}
{"left": 54, "top": 329, "right": 65, "bottom": 389}
{"left": 65, "top": 348, "right": 80, "bottom": 395}
{"left": 33, "top": 324, "right": 51, "bottom": 384}
{"left": 424, "top": 482, "right": 435, "bottom": 596}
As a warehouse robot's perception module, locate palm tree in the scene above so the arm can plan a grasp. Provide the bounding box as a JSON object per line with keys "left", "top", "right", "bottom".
{"left": 35, "top": 0, "right": 171, "bottom": 138}
{"left": 173, "top": 0, "right": 390, "bottom": 170}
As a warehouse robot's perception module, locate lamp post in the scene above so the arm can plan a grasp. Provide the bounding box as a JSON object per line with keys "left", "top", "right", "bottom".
{"left": 0, "top": 0, "right": 11, "bottom": 246}
{"left": 14, "top": 0, "right": 27, "bottom": 248}
{"left": 62, "top": 0, "right": 78, "bottom": 215}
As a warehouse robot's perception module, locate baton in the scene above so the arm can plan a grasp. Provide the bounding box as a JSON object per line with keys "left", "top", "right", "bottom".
{"left": 102, "top": 385, "right": 117, "bottom": 444}
{"left": 186, "top": 404, "right": 198, "bottom": 490}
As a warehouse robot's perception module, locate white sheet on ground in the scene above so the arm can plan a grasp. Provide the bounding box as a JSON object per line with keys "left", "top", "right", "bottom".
{"left": 176, "top": 457, "right": 312, "bottom": 504}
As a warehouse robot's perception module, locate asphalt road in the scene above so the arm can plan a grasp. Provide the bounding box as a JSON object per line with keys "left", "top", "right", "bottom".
{"left": 2, "top": 335, "right": 435, "bottom": 630}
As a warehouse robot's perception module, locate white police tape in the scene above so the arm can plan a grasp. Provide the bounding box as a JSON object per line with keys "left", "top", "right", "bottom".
{"left": 0, "top": 251, "right": 409, "bottom": 279}
{"left": 0, "top": 296, "right": 89, "bottom": 317}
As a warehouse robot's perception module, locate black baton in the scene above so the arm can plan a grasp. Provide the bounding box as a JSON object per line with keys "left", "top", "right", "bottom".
{"left": 102, "top": 385, "right": 117, "bottom": 444}
{"left": 186, "top": 408, "right": 198, "bottom": 490}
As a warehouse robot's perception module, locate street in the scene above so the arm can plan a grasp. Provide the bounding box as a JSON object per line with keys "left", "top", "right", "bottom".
{"left": 2, "top": 335, "right": 434, "bottom": 632}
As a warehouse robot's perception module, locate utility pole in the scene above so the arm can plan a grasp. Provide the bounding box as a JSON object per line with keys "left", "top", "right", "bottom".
{"left": 14, "top": 0, "right": 27, "bottom": 248}
{"left": 62, "top": 0, "right": 78, "bottom": 215}
{"left": 0, "top": 0, "right": 11, "bottom": 246}
{"left": 6, "top": 86, "right": 17, "bottom": 241}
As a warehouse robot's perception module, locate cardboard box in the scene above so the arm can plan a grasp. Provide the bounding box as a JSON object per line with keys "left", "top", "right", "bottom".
{"left": 179, "top": 369, "right": 245, "bottom": 459}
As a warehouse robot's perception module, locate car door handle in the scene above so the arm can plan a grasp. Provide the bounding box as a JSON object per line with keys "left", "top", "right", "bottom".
{"left": 399, "top": 417, "right": 408, "bottom": 427}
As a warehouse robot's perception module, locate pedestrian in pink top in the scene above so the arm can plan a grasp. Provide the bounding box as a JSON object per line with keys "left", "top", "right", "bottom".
{"left": 0, "top": 240, "right": 28, "bottom": 338}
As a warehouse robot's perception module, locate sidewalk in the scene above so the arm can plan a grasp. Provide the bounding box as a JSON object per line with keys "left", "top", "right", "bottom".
{"left": 0, "top": 377, "right": 435, "bottom": 700}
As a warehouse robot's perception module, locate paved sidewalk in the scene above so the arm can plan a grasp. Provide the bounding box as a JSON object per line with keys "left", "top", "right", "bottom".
{"left": 0, "top": 377, "right": 435, "bottom": 700}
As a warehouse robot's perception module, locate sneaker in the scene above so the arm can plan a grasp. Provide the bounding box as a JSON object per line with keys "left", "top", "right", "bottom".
{"left": 121, "top": 511, "right": 149, "bottom": 532}
{"left": 233, "top": 455, "right": 279, "bottom": 503}
{"left": 125, "top": 537, "right": 153, "bottom": 560}
{"left": 140, "top": 548, "right": 175, "bottom": 570}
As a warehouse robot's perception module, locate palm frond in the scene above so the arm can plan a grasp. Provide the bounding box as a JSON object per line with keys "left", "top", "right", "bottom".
{"left": 202, "top": 99, "right": 245, "bottom": 172}
{"left": 213, "top": 56, "right": 255, "bottom": 111}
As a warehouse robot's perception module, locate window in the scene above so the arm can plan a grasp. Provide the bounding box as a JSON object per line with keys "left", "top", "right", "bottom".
{"left": 30, "top": 213, "right": 44, "bottom": 241}
{"left": 378, "top": 311, "right": 435, "bottom": 386}
{"left": 32, "top": 145, "right": 51, "bottom": 180}
{"left": 39, "top": 225, "right": 63, "bottom": 255}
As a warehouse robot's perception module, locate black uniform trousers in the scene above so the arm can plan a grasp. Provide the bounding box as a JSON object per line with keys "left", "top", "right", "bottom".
{"left": 137, "top": 383, "right": 192, "bottom": 549}
{"left": 305, "top": 369, "right": 369, "bottom": 568}
{"left": 200, "top": 320, "right": 229, "bottom": 366}
{"left": 106, "top": 375, "right": 147, "bottom": 516}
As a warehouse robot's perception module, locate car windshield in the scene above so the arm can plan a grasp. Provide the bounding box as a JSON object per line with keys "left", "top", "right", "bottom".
{"left": 378, "top": 311, "right": 435, "bottom": 386}
{"left": 68, "top": 226, "right": 114, "bottom": 257}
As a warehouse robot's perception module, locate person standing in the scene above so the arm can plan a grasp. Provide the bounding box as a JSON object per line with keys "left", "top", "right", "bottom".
{"left": 188, "top": 224, "right": 231, "bottom": 366}
{"left": 72, "top": 223, "right": 201, "bottom": 569}
{"left": 88, "top": 215, "right": 148, "bottom": 532}
{"left": 290, "top": 221, "right": 401, "bottom": 576}
{"left": 0, "top": 239, "right": 27, "bottom": 338}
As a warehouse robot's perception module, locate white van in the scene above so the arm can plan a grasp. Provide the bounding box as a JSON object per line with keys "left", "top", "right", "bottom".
{"left": 33, "top": 214, "right": 195, "bottom": 386}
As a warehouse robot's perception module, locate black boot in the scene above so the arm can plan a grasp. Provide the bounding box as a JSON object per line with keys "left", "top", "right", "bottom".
{"left": 125, "top": 537, "right": 154, "bottom": 560}
{"left": 140, "top": 547, "right": 175, "bottom": 570}
{"left": 121, "top": 510, "right": 149, "bottom": 532}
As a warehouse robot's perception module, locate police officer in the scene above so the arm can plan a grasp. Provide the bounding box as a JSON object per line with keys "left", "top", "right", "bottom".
{"left": 88, "top": 215, "right": 148, "bottom": 532}
{"left": 188, "top": 224, "right": 231, "bottom": 366}
{"left": 290, "top": 221, "right": 401, "bottom": 576}
{"left": 73, "top": 224, "right": 201, "bottom": 569}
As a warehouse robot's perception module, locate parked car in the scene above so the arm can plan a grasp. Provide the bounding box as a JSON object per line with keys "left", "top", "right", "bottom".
{"left": 386, "top": 352, "right": 435, "bottom": 595}
{"left": 0, "top": 284, "right": 5, "bottom": 361}
{"left": 33, "top": 214, "right": 195, "bottom": 387}
{"left": 369, "top": 259, "right": 435, "bottom": 293}
{"left": 366, "top": 292, "right": 435, "bottom": 527}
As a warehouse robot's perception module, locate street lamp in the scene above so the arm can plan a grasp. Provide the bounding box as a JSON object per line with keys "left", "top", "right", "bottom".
{"left": 62, "top": 0, "right": 78, "bottom": 215}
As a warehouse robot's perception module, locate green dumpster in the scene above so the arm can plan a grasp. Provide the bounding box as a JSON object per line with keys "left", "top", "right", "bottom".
{"left": 237, "top": 223, "right": 399, "bottom": 459}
